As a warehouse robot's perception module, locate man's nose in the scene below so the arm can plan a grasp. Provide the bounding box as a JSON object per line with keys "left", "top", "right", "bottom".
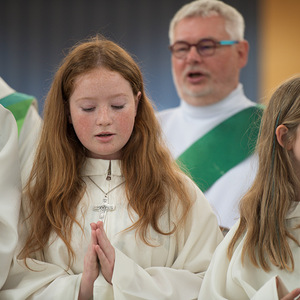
{"left": 186, "top": 45, "right": 203, "bottom": 63}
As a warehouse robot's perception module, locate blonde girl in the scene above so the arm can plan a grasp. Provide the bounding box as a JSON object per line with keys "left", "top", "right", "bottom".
{"left": 199, "top": 76, "right": 300, "bottom": 299}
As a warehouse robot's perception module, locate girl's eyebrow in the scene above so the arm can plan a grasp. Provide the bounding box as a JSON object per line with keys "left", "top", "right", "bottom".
{"left": 107, "top": 93, "right": 130, "bottom": 100}
{"left": 74, "top": 96, "right": 96, "bottom": 103}
{"left": 74, "top": 93, "right": 131, "bottom": 102}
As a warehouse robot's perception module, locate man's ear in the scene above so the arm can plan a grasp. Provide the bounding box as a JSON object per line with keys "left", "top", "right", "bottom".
{"left": 237, "top": 40, "right": 249, "bottom": 69}
{"left": 275, "top": 124, "right": 292, "bottom": 149}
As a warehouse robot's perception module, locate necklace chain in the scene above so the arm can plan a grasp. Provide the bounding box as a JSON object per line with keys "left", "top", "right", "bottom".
{"left": 88, "top": 162, "right": 124, "bottom": 222}
{"left": 88, "top": 176, "right": 125, "bottom": 196}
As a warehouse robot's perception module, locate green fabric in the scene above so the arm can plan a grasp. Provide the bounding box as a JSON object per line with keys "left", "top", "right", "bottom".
{"left": 0, "top": 92, "right": 35, "bottom": 135}
{"left": 176, "top": 105, "right": 264, "bottom": 192}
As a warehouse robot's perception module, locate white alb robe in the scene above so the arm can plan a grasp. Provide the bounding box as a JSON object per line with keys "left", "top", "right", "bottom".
{"left": 1, "top": 158, "right": 223, "bottom": 299}
{"left": 157, "top": 84, "right": 259, "bottom": 229}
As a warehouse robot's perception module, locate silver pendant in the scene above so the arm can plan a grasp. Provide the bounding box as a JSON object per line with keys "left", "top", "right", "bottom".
{"left": 93, "top": 197, "right": 116, "bottom": 222}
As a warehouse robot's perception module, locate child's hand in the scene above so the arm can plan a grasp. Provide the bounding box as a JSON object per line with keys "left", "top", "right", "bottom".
{"left": 277, "top": 277, "right": 300, "bottom": 300}
{"left": 280, "top": 288, "right": 300, "bottom": 300}
{"left": 78, "top": 223, "right": 100, "bottom": 300}
{"left": 95, "top": 221, "right": 115, "bottom": 284}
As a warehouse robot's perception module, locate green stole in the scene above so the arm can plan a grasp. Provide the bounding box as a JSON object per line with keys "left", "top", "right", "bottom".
{"left": 0, "top": 92, "right": 35, "bottom": 135}
{"left": 176, "top": 105, "right": 264, "bottom": 192}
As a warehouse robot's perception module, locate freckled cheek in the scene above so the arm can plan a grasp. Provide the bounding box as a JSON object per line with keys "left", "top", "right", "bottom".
{"left": 72, "top": 116, "right": 94, "bottom": 138}
{"left": 117, "top": 114, "right": 136, "bottom": 137}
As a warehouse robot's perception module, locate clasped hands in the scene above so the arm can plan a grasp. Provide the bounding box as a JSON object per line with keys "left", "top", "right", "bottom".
{"left": 79, "top": 221, "right": 115, "bottom": 300}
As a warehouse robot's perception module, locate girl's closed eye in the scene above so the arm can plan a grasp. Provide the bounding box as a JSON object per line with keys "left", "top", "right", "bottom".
{"left": 112, "top": 104, "right": 125, "bottom": 110}
{"left": 82, "top": 107, "right": 95, "bottom": 112}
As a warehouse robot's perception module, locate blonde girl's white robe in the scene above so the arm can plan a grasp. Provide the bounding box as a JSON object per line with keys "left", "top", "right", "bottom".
{"left": 1, "top": 158, "right": 223, "bottom": 299}
{"left": 0, "top": 105, "right": 21, "bottom": 289}
{"left": 198, "top": 202, "right": 300, "bottom": 300}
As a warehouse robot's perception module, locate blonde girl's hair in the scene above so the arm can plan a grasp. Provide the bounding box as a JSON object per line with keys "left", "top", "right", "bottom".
{"left": 20, "top": 36, "right": 192, "bottom": 264}
{"left": 169, "top": 0, "right": 245, "bottom": 44}
{"left": 228, "top": 76, "right": 300, "bottom": 271}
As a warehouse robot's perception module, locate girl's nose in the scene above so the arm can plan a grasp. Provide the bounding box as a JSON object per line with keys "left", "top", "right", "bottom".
{"left": 96, "top": 108, "right": 112, "bottom": 126}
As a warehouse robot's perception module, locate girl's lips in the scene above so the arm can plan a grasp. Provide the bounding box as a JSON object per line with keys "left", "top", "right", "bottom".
{"left": 97, "top": 133, "right": 113, "bottom": 137}
{"left": 95, "top": 133, "right": 114, "bottom": 142}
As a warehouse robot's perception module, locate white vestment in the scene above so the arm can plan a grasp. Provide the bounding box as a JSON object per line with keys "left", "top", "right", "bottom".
{"left": 157, "top": 84, "right": 259, "bottom": 229}
{"left": 1, "top": 158, "right": 223, "bottom": 299}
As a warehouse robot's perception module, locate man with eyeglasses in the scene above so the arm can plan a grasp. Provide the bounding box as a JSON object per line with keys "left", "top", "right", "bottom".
{"left": 157, "top": 0, "right": 263, "bottom": 233}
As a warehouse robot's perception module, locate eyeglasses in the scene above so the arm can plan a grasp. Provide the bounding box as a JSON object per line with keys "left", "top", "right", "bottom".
{"left": 169, "top": 39, "right": 239, "bottom": 59}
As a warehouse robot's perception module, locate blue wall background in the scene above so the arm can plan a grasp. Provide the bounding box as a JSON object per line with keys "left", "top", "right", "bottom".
{"left": 0, "top": 0, "right": 259, "bottom": 115}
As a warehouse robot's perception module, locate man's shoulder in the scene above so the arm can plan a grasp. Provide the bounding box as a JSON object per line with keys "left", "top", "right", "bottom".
{"left": 157, "top": 106, "right": 181, "bottom": 118}
{"left": 157, "top": 106, "right": 180, "bottom": 114}
{"left": 156, "top": 107, "right": 182, "bottom": 128}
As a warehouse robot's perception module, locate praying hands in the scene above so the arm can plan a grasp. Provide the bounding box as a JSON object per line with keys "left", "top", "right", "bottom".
{"left": 79, "top": 222, "right": 115, "bottom": 300}
{"left": 94, "top": 221, "right": 116, "bottom": 284}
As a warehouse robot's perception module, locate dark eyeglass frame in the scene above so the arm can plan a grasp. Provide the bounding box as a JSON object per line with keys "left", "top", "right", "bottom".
{"left": 169, "top": 38, "right": 239, "bottom": 59}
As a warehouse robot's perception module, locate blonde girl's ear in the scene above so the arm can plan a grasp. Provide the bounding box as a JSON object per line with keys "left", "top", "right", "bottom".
{"left": 276, "top": 124, "right": 292, "bottom": 150}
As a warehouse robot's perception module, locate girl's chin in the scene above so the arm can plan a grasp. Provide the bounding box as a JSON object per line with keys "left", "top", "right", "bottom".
{"left": 86, "top": 151, "right": 122, "bottom": 160}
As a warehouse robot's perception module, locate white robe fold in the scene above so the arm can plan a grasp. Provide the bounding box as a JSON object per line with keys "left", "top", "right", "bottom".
{"left": 0, "top": 105, "right": 21, "bottom": 289}
{"left": 0, "top": 77, "right": 42, "bottom": 184}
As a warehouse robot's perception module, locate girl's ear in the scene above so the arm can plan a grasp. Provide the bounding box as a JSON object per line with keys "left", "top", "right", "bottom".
{"left": 276, "top": 124, "right": 292, "bottom": 150}
{"left": 135, "top": 91, "right": 141, "bottom": 115}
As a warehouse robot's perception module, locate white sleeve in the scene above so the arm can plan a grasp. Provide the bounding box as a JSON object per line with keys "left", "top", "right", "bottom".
{"left": 0, "top": 256, "right": 82, "bottom": 300}
{"left": 110, "top": 248, "right": 204, "bottom": 299}
{"left": 0, "top": 105, "right": 21, "bottom": 289}
{"left": 250, "top": 277, "right": 280, "bottom": 300}
{"left": 0, "top": 196, "right": 82, "bottom": 300}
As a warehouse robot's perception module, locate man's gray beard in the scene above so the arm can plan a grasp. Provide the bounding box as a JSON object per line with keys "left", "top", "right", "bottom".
{"left": 180, "top": 84, "right": 211, "bottom": 99}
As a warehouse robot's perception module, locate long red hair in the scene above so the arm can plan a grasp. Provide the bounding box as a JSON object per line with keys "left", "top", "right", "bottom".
{"left": 20, "top": 37, "right": 192, "bottom": 265}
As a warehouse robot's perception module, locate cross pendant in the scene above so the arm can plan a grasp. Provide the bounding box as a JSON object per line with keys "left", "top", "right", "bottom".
{"left": 93, "top": 197, "right": 116, "bottom": 222}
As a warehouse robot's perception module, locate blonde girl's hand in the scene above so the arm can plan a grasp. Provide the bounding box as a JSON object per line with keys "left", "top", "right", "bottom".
{"left": 95, "top": 221, "right": 115, "bottom": 284}
{"left": 276, "top": 277, "right": 300, "bottom": 300}
{"left": 280, "top": 288, "right": 300, "bottom": 300}
{"left": 78, "top": 223, "right": 100, "bottom": 300}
